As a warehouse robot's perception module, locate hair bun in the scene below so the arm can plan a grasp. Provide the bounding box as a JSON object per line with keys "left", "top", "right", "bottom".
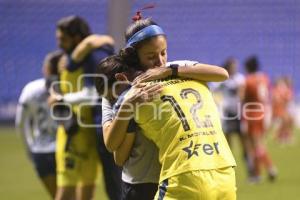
{"left": 118, "top": 47, "right": 142, "bottom": 70}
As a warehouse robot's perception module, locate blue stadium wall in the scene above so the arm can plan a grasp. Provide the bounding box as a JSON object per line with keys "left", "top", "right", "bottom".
{"left": 1, "top": 0, "right": 300, "bottom": 121}
{"left": 0, "top": 0, "right": 108, "bottom": 121}
{"left": 133, "top": 0, "right": 300, "bottom": 87}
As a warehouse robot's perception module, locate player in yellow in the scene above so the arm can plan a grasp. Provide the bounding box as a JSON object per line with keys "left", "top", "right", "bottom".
{"left": 135, "top": 79, "right": 236, "bottom": 200}
{"left": 95, "top": 17, "right": 237, "bottom": 199}
{"left": 48, "top": 16, "right": 116, "bottom": 200}
{"left": 96, "top": 56, "right": 236, "bottom": 200}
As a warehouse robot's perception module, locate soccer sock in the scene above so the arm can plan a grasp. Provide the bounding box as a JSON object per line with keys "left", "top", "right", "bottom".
{"left": 254, "top": 149, "right": 262, "bottom": 177}
{"left": 257, "top": 146, "right": 274, "bottom": 171}
{"left": 244, "top": 152, "right": 255, "bottom": 177}
{"left": 262, "top": 151, "right": 273, "bottom": 170}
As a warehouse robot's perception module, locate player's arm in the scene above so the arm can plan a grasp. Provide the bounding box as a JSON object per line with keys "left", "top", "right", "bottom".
{"left": 63, "top": 34, "right": 114, "bottom": 72}
{"left": 113, "top": 133, "right": 135, "bottom": 166}
{"left": 239, "top": 80, "right": 247, "bottom": 102}
{"left": 103, "top": 103, "right": 135, "bottom": 152}
{"left": 15, "top": 104, "right": 24, "bottom": 129}
{"left": 133, "top": 62, "right": 229, "bottom": 83}
{"left": 177, "top": 63, "right": 229, "bottom": 82}
{"left": 48, "top": 86, "right": 99, "bottom": 105}
{"left": 103, "top": 121, "right": 135, "bottom": 166}
{"left": 238, "top": 76, "right": 246, "bottom": 102}
{"left": 15, "top": 103, "right": 32, "bottom": 159}
{"left": 101, "top": 97, "right": 134, "bottom": 152}
{"left": 71, "top": 34, "right": 114, "bottom": 63}
{"left": 103, "top": 119, "right": 135, "bottom": 166}
{"left": 103, "top": 83, "right": 162, "bottom": 152}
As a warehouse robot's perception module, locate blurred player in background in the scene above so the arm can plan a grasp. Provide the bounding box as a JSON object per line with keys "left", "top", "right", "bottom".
{"left": 15, "top": 50, "right": 63, "bottom": 198}
{"left": 49, "top": 16, "right": 120, "bottom": 200}
{"left": 242, "top": 56, "right": 277, "bottom": 183}
{"left": 214, "top": 58, "right": 253, "bottom": 178}
{"left": 272, "top": 76, "right": 294, "bottom": 144}
{"left": 215, "top": 58, "right": 245, "bottom": 145}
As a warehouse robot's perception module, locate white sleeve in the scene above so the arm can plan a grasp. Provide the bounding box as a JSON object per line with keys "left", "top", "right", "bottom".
{"left": 16, "top": 85, "right": 33, "bottom": 146}
{"left": 15, "top": 103, "right": 34, "bottom": 153}
{"left": 209, "top": 82, "right": 222, "bottom": 92}
{"left": 62, "top": 86, "right": 100, "bottom": 104}
{"left": 101, "top": 97, "right": 113, "bottom": 125}
{"left": 18, "top": 85, "right": 31, "bottom": 105}
{"left": 167, "top": 60, "right": 199, "bottom": 67}
{"left": 234, "top": 73, "right": 245, "bottom": 86}
{"left": 15, "top": 104, "right": 25, "bottom": 128}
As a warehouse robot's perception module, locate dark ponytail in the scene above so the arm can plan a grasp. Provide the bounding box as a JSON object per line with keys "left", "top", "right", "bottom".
{"left": 118, "top": 47, "right": 142, "bottom": 71}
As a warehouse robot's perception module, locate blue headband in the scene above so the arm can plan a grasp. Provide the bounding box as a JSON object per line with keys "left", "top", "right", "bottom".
{"left": 126, "top": 25, "right": 165, "bottom": 47}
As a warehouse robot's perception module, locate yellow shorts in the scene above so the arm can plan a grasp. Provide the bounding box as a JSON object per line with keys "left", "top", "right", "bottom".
{"left": 155, "top": 167, "right": 236, "bottom": 200}
{"left": 56, "top": 125, "right": 99, "bottom": 187}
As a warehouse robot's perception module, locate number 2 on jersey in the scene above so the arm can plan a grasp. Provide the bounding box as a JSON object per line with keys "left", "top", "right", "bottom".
{"left": 161, "top": 88, "right": 203, "bottom": 131}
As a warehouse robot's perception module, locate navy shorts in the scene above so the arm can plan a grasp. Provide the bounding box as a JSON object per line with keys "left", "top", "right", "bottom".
{"left": 121, "top": 181, "right": 158, "bottom": 200}
{"left": 223, "top": 111, "right": 241, "bottom": 134}
{"left": 31, "top": 152, "right": 56, "bottom": 178}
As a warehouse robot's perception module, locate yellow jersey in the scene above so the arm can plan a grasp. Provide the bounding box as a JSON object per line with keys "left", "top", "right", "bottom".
{"left": 56, "top": 67, "right": 99, "bottom": 187}
{"left": 133, "top": 78, "right": 236, "bottom": 182}
{"left": 59, "top": 68, "right": 93, "bottom": 125}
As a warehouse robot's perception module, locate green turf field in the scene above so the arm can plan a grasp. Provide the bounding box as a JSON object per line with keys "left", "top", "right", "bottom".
{"left": 0, "top": 126, "right": 299, "bottom": 200}
{"left": 0, "top": 127, "right": 108, "bottom": 200}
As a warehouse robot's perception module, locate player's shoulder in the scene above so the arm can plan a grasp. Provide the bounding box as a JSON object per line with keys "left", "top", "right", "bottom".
{"left": 259, "top": 72, "right": 269, "bottom": 82}
{"left": 245, "top": 73, "right": 255, "bottom": 82}
{"left": 233, "top": 73, "right": 245, "bottom": 84}
{"left": 167, "top": 60, "right": 198, "bottom": 67}
{"left": 234, "top": 72, "right": 245, "bottom": 79}
{"left": 19, "top": 78, "right": 46, "bottom": 103}
{"left": 23, "top": 78, "right": 45, "bottom": 93}
{"left": 250, "top": 72, "right": 269, "bottom": 84}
